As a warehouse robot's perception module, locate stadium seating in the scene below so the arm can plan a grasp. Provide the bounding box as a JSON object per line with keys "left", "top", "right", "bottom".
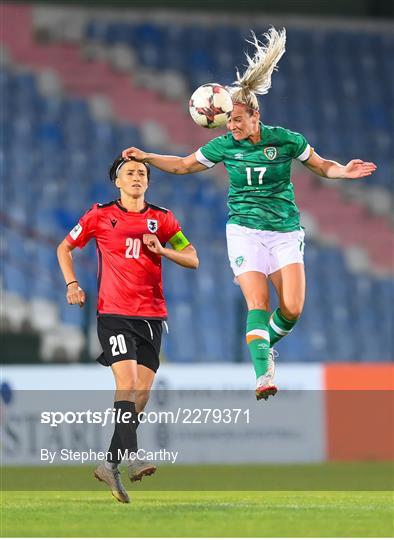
{"left": 1, "top": 5, "right": 393, "bottom": 363}
{"left": 1, "top": 61, "right": 392, "bottom": 362}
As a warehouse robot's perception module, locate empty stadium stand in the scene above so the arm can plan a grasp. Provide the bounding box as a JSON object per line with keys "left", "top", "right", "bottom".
{"left": 1, "top": 4, "right": 393, "bottom": 363}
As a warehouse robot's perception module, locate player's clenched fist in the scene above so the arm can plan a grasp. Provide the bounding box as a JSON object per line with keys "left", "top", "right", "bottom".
{"left": 122, "top": 147, "right": 148, "bottom": 162}
{"left": 66, "top": 282, "right": 86, "bottom": 307}
{"left": 143, "top": 234, "right": 164, "bottom": 255}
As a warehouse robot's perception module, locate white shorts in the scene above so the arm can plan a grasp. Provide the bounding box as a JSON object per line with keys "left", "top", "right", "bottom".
{"left": 226, "top": 223, "right": 305, "bottom": 277}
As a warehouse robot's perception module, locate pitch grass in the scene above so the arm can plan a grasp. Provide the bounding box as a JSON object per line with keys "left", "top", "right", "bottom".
{"left": 2, "top": 462, "right": 393, "bottom": 491}
{"left": 2, "top": 490, "right": 393, "bottom": 537}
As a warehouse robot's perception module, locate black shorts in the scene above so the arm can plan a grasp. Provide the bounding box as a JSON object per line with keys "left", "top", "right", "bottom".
{"left": 96, "top": 316, "right": 163, "bottom": 373}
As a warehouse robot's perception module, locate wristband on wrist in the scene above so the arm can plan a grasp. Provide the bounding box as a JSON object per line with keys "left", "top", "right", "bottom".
{"left": 66, "top": 280, "right": 78, "bottom": 288}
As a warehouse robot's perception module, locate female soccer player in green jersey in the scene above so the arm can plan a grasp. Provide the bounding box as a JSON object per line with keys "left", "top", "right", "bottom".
{"left": 122, "top": 28, "right": 377, "bottom": 401}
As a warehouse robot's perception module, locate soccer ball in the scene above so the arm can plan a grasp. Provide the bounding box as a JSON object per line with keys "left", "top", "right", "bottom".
{"left": 189, "top": 83, "right": 233, "bottom": 128}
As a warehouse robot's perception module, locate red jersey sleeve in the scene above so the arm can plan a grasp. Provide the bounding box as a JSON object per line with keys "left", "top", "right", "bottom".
{"left": 161, "top": 210, "right": 182, "bottom": 244}
{"left": 66, "top": 204, "right": 97, "bottom": 248}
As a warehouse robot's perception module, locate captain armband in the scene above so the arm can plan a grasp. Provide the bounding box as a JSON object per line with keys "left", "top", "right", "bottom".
{"left": 168, "top": 231, "right": 190, "bottom": 251}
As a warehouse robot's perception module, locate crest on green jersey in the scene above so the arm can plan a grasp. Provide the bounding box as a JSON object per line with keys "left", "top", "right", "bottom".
{"left": 235, "top": 256, "right": 245, "bottom": 267}
{"left": 264, "top": 146, "right": 277, "bottom": 160}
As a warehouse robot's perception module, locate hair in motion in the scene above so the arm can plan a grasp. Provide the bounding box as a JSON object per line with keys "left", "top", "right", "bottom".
{"left": 228, "top": 27, "right": 287, "bottom": 111}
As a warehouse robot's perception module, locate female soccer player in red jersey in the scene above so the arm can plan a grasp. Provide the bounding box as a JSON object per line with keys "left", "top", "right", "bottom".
{"left": 121, "top": 28, "right": 377, "bottom": 401}
{"left": 57, "top": 155, "right": 198, "bottom": 503}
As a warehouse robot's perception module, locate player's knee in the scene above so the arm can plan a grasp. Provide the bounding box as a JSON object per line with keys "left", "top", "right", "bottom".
{"left": 281, "top": 301, "right": 303, "bottom": 320}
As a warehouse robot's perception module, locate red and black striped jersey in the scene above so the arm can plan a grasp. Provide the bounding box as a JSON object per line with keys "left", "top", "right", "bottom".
{"left": 66, "top": 200, "right": 185, "bottom": 319}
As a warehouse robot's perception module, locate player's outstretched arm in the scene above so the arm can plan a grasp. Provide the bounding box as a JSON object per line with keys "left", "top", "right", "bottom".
{"left": 122, "top": 147, "right": 207, "bottom": 175}
{"left": 303, "top": 151, "right": 377, "bottom": 180}
{"left": 143, "top": 234, "right": 199, "bottom": 269}
{"left": 57, "top": 239, "right": 86, "bottom": 307}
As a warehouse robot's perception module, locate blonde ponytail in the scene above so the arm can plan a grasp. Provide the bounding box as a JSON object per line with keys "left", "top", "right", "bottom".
{"left": 228, "top": 27, "right": 286, "bottom": 111}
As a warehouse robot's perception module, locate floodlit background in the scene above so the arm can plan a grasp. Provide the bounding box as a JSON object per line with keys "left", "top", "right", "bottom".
{"left": 1, "top": 1, "right": 393, "bottom": 365}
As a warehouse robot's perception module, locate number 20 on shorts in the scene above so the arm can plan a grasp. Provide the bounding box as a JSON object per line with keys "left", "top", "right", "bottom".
{"left": 109, "top": 334, "right": 128, "bottom": 356}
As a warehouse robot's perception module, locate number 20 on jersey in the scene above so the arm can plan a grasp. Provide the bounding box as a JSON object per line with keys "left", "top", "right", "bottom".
{"left": 125, "top": 238, "right": 141, "bottom": 259}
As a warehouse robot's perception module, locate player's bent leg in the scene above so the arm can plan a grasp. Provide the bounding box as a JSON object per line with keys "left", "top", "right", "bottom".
{"left": 237, "top": 271, "right": 278, "bottom": 401}
{"left": 269, "top": 263, "right": 305, "bottom": 346}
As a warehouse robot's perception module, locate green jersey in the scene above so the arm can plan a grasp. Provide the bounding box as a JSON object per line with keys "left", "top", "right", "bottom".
{"left": 196, "top": 123, "right": 311, "bottom": 232}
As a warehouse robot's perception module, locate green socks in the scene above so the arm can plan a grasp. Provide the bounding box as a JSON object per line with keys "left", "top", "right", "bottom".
{"left": 246, "top": 308, "right": 300, "bottom": 378}
{"left": 246, "top": 309, "right": 270, "bottom": 378}
{"left": 269, "top": 308, "right": 299, "bottom": 346}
